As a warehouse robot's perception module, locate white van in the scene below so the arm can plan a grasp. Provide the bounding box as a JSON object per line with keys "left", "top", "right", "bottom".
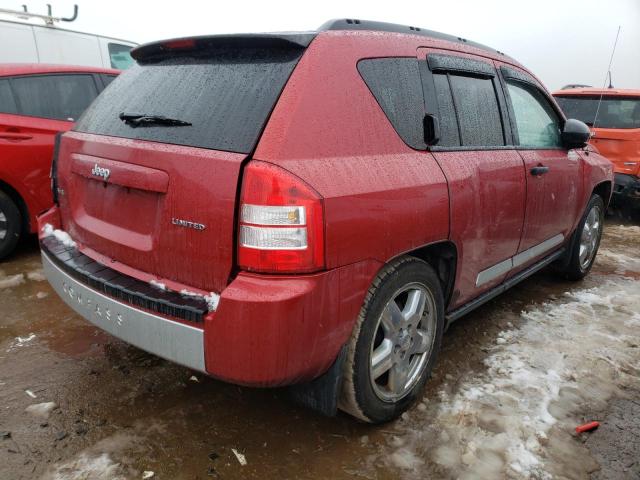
{"left": 0, "top": 7, "right": 137, "bottom": 69}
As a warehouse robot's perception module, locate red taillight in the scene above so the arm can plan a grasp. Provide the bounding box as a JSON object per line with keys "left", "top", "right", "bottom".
{"left": 238, "top": 161, "right": 324, "bottom": 273}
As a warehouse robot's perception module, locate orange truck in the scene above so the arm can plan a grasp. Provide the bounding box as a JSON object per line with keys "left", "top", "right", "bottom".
{"left": 553, "top": 88, "right": 640, "bottom": 209}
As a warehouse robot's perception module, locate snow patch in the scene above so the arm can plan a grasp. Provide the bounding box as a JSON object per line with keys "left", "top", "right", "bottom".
{"left": 42, "top": 432, "right": 140, "bottom": 480}
{"left": 16, "top": 333, "right": 36, "bottom": 345}
{"left": 205, "top": 292, "right": 220, "bottom": 312}
{"left": 597, "top": 249, "right": 640, "bottom": 273}
{"left": 0, "top": 273, "right": 25, "bottom": 289}
{"left": 42, "top": 223, "right": 76, "bottom": 248}
{"left": 381, "top": 276, "right": 640, "bottom": 479}
{"left": 25, "top": 401, "right": 57, "bottom": 419}
{"left": 179, "top": 289, "right": 201, "bottom": 298}
{"left": 7, "top": 333, "right": 36, "bottom": 352}
{"left": 389, "top": 448, "right": 424, "bottom": 470}
{"left": 180, "top": 289, "right": 220, "bottom": 312}
{"left": 149, "top": 279, "right": 166, "bottom": 291}
{"left": 44, "top": 453, "right": 126, "bottom": 480}
{"left": 27, "top": 269, "right": 46, "bottom": 282}
{"left": 36, "top": 291, "right": 49, "bottom": 299}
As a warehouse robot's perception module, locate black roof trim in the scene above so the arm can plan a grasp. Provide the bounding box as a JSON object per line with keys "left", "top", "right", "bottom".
{"left": 319, "top": 19, "right": 507, "bottom": 57}
{"left": 131, "top": 33, "right": 317, "bottom": 64}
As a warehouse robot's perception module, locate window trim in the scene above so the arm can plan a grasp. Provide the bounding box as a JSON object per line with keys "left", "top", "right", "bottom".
{"left": 4, "top": 73, "right": 101, "bottom": 122}
{"left": 501, "top": 75, "right": 566, "bottom": 151}
{"left": 428, "top": 54, "right": 496, "bottom": 78}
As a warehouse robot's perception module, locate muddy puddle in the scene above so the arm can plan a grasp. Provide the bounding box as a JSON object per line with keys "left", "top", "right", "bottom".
{"left": 0, "top": 221, "right": 638, "bottom": 479}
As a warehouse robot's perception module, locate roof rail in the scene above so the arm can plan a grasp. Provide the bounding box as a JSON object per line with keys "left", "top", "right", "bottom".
{"left": 0, "top": 4, "right": 78, "bottom": 26}
{"left": 319, "top": 19, "right": 506, "bottom": 57}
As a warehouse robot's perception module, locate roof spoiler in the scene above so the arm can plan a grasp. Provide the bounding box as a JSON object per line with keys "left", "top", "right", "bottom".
{"left": 131, "top": 33, "right": 316, "bottom": 64}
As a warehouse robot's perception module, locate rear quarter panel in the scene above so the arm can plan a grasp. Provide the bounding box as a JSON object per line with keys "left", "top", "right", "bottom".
{"left": 255, "top": 32, "right": 450, "bottom": 270}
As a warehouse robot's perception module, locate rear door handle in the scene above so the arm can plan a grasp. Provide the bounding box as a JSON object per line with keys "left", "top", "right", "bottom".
{"left": 530, "top": 166, "right": 549, "bottom": 176}
{"left": 0, "top": 133, "right": 33, "bottom": 141}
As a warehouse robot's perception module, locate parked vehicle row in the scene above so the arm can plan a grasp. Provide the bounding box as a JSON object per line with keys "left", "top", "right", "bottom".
{"left": 0, "top": 6, "right": 137, "bottom": 69}
{"left": 0, "top": 64, "right": 118, "bottom": 258}
{"left": 34, "top": 19, "right": 613, "bottom": 422}
{"left": 553, "top": 88, "right": 640, "bottom": 209}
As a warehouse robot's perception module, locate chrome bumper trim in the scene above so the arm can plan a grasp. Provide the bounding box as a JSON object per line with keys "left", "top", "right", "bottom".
{"left": 42, "top": 250, "right": 205, "bottom": 372}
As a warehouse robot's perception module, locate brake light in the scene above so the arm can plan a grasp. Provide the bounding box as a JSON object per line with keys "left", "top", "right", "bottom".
{"left": 238, "top": 161, "right": 324, "bottom": 273}
{"left": 163, "top": 38, "right": 197, "bottom": 50}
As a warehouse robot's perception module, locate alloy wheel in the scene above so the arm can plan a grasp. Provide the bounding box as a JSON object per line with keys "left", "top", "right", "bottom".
{"left": 0, "top": 209, "right": 7, "bottom": 241}
{"left": 579, "top": 204, "right": 602, "bottom": 270}
{"left": 369, "top": 283, "right": 437, "bottom": 402}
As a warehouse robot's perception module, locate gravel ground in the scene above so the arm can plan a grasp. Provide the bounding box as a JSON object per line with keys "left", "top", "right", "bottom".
{"left": 0, "top": 218, "right": 638, "bottom": 479}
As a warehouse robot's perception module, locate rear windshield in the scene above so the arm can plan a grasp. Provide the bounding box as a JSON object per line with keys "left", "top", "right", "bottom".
{"left": 74, "top": 48, "right": 304, "bottom": 153}
{"left": 555, "top": 96, "right": 640, "bottom": 129}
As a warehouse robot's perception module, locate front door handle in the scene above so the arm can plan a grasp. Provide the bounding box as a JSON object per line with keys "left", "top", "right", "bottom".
{"left": 530, "top": 165, "right": 549, "bottom": 176}
{"left": 0, "top": 133, "right": 33, "bottom": 141}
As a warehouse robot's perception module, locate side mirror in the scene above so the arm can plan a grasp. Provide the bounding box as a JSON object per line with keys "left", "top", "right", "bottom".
{"left": 424, "top": 114, "right": 440, "bottom": 146}
{"left": 561, "top": 118, "right": 590, "bottom": 149}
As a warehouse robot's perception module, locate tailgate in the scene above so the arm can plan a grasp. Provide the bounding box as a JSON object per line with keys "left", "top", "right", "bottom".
{"left": 57, "top": 132, "right": 245, "bottom": 293}
{"left": 54, "top": 35, "right": 311, "bottom": 292}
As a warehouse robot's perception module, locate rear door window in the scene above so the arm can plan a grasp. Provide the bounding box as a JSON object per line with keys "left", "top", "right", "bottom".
{"left": 358, "top": 58, "right": 426, "bottom": 150}
{"left": 432, "top": 74, "right": 460, "bottom": 147}
{"left": 11, "top": 74, "right": 98, "bottom": 121}
{"left": 75, "top": 48, "right": 306, "bottom": 154}
{"left": 448, "top": 74, "right": 505, "bottom": 146}
{"left": 506, "top": 81, "right": 562, "bottom": 147}
{"left": 0, "top": 79, "right": 18, "bottom": 114}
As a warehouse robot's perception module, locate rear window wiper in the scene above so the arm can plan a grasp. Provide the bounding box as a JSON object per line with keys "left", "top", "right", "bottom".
{"left": 119, "top": 112, "right": 192, "bottom": 128}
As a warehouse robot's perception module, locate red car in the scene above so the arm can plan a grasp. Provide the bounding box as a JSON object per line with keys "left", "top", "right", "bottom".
{"left": 38, "top": 20, "right": 612, "bottom": 423}
{"left": 0, "top": 64, "right": 118, "bottom": 259}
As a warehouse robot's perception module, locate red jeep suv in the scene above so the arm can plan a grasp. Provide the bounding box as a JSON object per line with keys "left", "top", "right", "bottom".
{"left": 0, "top": 64, "right": 118, "bottom": 259}
{"left": 38, "top": 20, "right": 613, "bottom": 423}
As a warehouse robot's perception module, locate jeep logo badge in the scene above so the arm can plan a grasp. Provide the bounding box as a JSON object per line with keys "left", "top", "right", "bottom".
{"left": 91, "top": 163, "right": 110, "bottom": 181}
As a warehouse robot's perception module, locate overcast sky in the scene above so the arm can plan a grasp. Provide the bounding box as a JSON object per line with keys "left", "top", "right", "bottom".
{"left": 2, "top": 0, "right": 639, "bottom": 90}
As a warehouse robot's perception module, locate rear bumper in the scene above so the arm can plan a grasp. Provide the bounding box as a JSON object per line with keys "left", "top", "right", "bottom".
{"left": 39, "top": 207, "right": 379, "bottom": 387}
{"left": 612, "top": 173, "right": 640, "bottom": 207}
{"left": 42, "top": 249, "right": 206, "bottom": 371}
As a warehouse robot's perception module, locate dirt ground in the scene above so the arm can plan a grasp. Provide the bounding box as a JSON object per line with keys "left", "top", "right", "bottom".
{"left": 0, "top": 216, "right": 638, "bottom": 480}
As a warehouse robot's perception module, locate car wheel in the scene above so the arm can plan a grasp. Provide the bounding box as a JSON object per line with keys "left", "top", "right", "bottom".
{"left": 339, "top": 256, "right": 444, "bottom": 423}
{"left": 0, "top": 191, "right": 22, "bottom": 261}
{"left": 561, "top": 194, "right": 605, "bottom": 281}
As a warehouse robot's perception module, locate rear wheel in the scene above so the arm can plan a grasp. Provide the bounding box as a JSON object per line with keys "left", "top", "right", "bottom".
{"left": 559, "top": 194, "right": 604, "bottom": 280}
{"left": 339, "top": 256, "right": 444, "bottom": 423}
{"left": 0, "top": 191, "right": 22, "bottom": 261}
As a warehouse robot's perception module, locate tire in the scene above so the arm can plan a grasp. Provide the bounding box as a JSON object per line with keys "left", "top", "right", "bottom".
{"left": 559, "top": 194, "right": 605, "bottom": 281}
{"left": 339, "top": 256, "right": 444, "bottom": 423}
{"left": 0, "top": 190, "right": 22, "bottom": 261}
